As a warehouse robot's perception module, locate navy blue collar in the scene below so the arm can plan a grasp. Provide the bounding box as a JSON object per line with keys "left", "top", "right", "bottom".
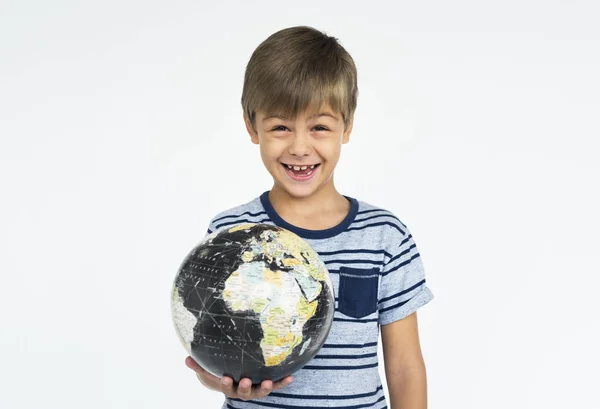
{"left": 259, "top": 190, "right": 359, "bottom": 239}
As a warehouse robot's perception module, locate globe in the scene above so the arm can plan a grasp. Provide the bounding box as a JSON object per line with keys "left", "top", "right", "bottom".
{"left": 171, "top": 223, "right": 335, "bottom": 384}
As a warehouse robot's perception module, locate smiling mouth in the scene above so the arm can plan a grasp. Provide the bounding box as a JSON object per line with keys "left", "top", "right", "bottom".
{"left": 281, "top": 162, "right": 320, "bottom": 177}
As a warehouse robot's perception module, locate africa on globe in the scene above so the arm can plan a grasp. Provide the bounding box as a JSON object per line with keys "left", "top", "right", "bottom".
{"left": 171, "top": 223, "right": 335, "bottom": 384}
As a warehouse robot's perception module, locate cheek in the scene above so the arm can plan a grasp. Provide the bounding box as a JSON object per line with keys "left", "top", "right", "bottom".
{"left": 259, "top": 140, "right": 284, "bottom": 161}
{"left": 317, "top": 141, "right": 342, "bottom": 161}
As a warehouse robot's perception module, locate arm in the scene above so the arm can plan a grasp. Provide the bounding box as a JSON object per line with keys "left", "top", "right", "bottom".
{"left": 381, "top": 312, "right": 428, "bottom": 409}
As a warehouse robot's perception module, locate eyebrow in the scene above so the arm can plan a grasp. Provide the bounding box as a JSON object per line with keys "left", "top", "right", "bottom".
{"left": 262, "top": 112, "right": 338, "bottom": 122}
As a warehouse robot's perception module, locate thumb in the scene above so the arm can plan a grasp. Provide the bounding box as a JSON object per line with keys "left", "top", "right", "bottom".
{"left": 185, "top": 356, "right": 224, "bottom": 391}
{"left": 184, "top": 356, "right": 204, "bottom": 374}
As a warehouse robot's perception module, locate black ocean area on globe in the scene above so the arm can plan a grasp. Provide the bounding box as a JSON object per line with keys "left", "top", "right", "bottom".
{"left": 173, "top": 223, "right": 335, "bottom": 384}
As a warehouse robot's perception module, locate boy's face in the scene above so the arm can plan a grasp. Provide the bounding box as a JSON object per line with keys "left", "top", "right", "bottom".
{"left": 245, "top": 104, "right": 353, "bottom": 199}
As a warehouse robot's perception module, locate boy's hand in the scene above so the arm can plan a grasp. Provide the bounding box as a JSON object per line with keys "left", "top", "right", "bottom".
{"left": 185, "top": 356, "right": 293, "bottom": 401}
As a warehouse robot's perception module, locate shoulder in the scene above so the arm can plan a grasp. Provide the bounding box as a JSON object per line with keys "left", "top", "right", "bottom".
{"left": 354, "top": 198, "right": 409, "bottom": 236}
{"left": 350, "top": 197, "right": 415, "bottom": 257}
{"left": 209, "top": 196, "right": 262, "bottom": 222}
{"left": 206, "top": 194, "right": 266, "bottom": 232}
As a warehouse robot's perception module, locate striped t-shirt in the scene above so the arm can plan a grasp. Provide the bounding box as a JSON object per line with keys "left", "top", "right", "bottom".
{"left": 205, "top": 191, "right": 434, "bottom": 409}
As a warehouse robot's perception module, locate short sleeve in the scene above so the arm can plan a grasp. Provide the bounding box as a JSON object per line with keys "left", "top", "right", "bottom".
{"left": 377, "top": 223, "right": 434, "bottom": 325}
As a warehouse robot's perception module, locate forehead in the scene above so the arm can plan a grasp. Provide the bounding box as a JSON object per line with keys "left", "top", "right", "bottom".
{"left": 260, "top": 103, "right": 339, "bottom": 122}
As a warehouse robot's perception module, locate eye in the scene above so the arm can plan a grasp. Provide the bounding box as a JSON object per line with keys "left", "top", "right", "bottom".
{"left": 270, "top": 125, "right": 329, "bottom": 132}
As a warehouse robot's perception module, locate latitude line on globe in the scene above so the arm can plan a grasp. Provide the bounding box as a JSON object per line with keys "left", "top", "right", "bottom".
{"left": 201, "top": 242, "right": 249, "bottom": 342}
{"left": 193, "top": 243, "right": 266, "bottom": 366}
{"left": 204, "top": 239, "right": 298, "bottom": 368}
{"left": 191, "top": 285, "right": 265, "bottom": 367}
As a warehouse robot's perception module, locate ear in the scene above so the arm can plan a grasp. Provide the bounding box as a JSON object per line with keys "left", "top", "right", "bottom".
{"left": 342, "top": 113, "right": 354, "bottom": 144}
{"left": 244, "top": 114, "right": 259, "bottom": 145}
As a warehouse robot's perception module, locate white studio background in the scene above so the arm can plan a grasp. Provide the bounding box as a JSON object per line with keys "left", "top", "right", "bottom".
{"left": 1, "top": 1, "right": 598, "bottom": 408}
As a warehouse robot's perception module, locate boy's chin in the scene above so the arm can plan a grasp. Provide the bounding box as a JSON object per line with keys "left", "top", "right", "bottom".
{"left": 273, "top": 181, "right": 321, "bottom": 199}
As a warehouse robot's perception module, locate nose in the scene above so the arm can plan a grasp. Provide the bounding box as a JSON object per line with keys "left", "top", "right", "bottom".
{"left": 287, "top": 131, "right": 312, "bottom": 157}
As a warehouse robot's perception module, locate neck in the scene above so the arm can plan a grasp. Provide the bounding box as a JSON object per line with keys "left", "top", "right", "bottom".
{"left": 269, "top": 181, "right": 347, "bottom": 220}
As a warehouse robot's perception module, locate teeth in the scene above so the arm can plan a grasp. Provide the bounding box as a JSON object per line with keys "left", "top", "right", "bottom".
{"left": 284, "top": 163, "right": 318, "bottom": 170}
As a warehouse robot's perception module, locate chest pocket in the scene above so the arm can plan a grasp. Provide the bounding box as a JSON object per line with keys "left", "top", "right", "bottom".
{"left": 337, "top": 266, "right": 380, "bottom": 319}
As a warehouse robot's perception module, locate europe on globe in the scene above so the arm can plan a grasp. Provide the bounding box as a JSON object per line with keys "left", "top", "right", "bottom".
{"left": 171, "top": 223, "right": 335, "bottom": 384}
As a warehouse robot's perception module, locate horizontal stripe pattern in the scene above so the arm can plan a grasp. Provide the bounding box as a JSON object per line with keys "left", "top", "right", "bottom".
{"left": 202, "top": 194, "right": 433, "bottom": 409}
{"left": 313, "top": 352, "right": 378, "bottom": 360}
{"left": 227, "top": 395, "right": 386, "bottom": 409}
{"left": 268, "top": 384, "right": 383, "bottom": 400}
{"left": 322, "top": 341, "right": 377, "bottom": 349}
{"left": 303, "top": 362, "right": 378, "bottom": 370}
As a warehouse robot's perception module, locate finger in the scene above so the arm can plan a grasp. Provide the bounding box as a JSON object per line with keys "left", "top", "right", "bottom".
{"left": 184, "top": 356, "right": 204, "bottom": 373}
{"left": 236, "top": 378, "right": 253, "bottom": 401}
{"left": 220, "top": 376, "right": 236, "bottom": 398}
{"left": 272, "top": 376, "right": 293, "bottom": 390}
{"left": 185, "top": 357, "right": 211, "bottom": 379}
{"left": 185, "top": 357, "right": 222, "bottom": 390}
{"left": 254, "top": 379, "right": 273, "bottom": 399}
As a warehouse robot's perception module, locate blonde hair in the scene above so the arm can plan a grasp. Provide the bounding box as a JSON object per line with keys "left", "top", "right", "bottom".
{"left": 241, "top": 26, "right": 358, "bottom": 133}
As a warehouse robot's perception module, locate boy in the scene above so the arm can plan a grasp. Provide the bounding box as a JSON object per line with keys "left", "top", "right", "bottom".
{"left": 185, "top": 26, "right": 434, "bottom": 409}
